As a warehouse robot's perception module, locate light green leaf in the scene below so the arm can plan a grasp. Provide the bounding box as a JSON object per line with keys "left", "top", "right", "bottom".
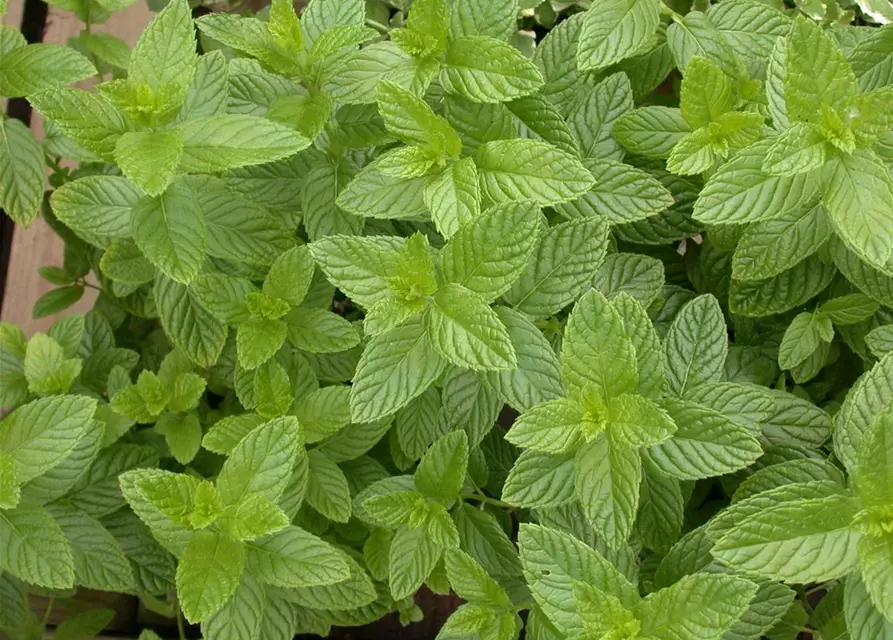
{"left": 178, "top": 115, "right": 310, "bottom": 173}
{"left": 0, "top": 505, "right": 74, "bottom": 588}
{"left": 518, "top": 523, "right": 638, "bottom": 635}
{"left": 309, "top": 234, "right": 403, "bottom": 309}
{"left": 593, "top": 253, "right": 665, "bottom": 308}
{"left": 0, "top": 395, "right": 96, "bottom": 484}
{"left": 389, "top": 524, "right": 442, "bottom": 600}
{"left": 424, "top": 158, "right": 481, "bottom": 239}
{"left": 424, "top": 285, "right": 516, "bottom": 371}
{"left": 845, "top": 573, "right": 893, "bottom": 640}
{"left": 23, "top": 333, "right": 81, "bottom": 396}
{"left": 453, "top": 503, "right": 522, "bottom": 578}
{"left": 28, "top": 89, "right": 130, "bottom": 160}
{"left": 556, "top": 159, "right": 674, "bottom": 225}
{"left": 285, "top": 307, "right": 359, "bottom": 354}
{"left": 132, "top": 181, "right": 206, "bottom": 284}
{"left": 575, "top": 436, "right": 641, "bottom": 550}
{"left": 821, "top": 148, "right": 893, "bottom": 270}
{"left": 694, "top": 139, "right": 819, "bottom": 225}
{"left": 439, "top": 201, "right": 540, "bottom": 302}
{"left": 637, "top": 458, "right": 684, "bottom": 554}
{"left": 445, "top": 548, "right": 511, "bottom": 608}
{"left": 350, "top": 317, "right": 446, "bottom": 423}
{"left": 114, "top": 130, "right": 182, "bottom": 197}
{"left": 576, "top": 0, "right": 660, "bottom": 71}
{"left": 155, "top": 276, "right": 228, "bottom": 368}
{"left": 729, "top": 255, "right": 836, "bottom": 317}
{"left": 778, "top": 312, "right": 827, "bottom": 370}
{"left": 505, "top": 397, "right": 584, "bottom": 454}
{"left": 613, "top": 293, "right": 664, "bottom": 400}
{"left": 0, "top": 118, "right": 44, "bottom": 226}
{"left": 245, "top": 525, "right": 349, "bottom": 587}
{"left": 49, "top": 175, "right": 140, "bottom": 248}
{"left": 0, "top": 43, "right": 94, "bottom": 97}
{"left": 441, "top": 36, "right": 543, "bottom": 103}
{"left": 763, "top": 123, "right": 828, "bottom": 176}
{"left": 449, "top": 0, "right": 517, "bottom": 41}
{"left": 562, "top": 289, "right": 638, "bottom": 404}
{"left": 867, "top": 325, "right": 893, "bottom": 358}
{"left": 784, "top": 16, "right": 858, "bottom": 124}
{"left": 607, "top": 394, "right": 676, "bottom": 449}
{"left": 504, "top": 217, "right": 609, "bottom": 318}
{"left": 335, "top": 161, "right": 429, "bottom": 219}
{"left": 476, "top": 139, "right": 596, "bottom": 206}
{"left": 663, "top": 294, "right": 727, "bottom": 397}
{"left": 680, "top": 56, "right": 733, "bottom": 128}
{"left": 305, "top": 449, "right": 351, "bottom": 522}
{"left": 128, "top": 0, "right": 196, "bottom": 107}
{"left": 502, "top": 449, "right": 576, "bottom": 509}
{"left": 613, "top": 106, "right": 693, "bottom": 159}
{"left": 638, "top": 573, "right": 758, "bottom": 640}
{"left": 644, "top": 399, "right": 762, "bottom": 480}
{"left": 732, "top": 203, "right": 832, "bottom": 281}
{"left": 712, "top": 492, "right": 861, "bottom": 583}
{"left": 415, "top": 430, "right": 469, "bottom": 502}
{"left": 176, "top": 529, "right": 245, "bottom": 623}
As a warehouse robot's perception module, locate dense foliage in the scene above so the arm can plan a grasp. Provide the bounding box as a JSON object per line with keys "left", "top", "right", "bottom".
{"left": 1, "top": 0, "right": 893, "bottom": 638}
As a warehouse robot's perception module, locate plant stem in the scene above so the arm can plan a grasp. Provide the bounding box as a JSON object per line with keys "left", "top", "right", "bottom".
{"left": 460, "top": 493, "right": 513, "bottom": 510}
{"left": 365, "top": 18, "right": 390, "bottom": 33}
{"left": 40, "top": 597, "right": 55, "bottom": 637}
{"left": 176, "top": 604, "right": 187, "bottom": 640}
{"left": 659, "top": 1, "right": 684, "bottom": 23}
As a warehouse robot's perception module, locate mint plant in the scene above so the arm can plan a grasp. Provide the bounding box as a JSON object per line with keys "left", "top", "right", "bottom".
{"left": 1, "top": 0, "right": 893, "bottom": 638}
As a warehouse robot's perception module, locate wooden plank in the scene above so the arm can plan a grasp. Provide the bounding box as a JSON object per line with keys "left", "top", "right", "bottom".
{"left": 0, "top": 1, "right": 152, "bottom": 335}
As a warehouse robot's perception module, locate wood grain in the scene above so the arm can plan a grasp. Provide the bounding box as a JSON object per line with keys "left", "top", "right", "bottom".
{"left": 0, "top": 0, "right": 152, "bottom": 335}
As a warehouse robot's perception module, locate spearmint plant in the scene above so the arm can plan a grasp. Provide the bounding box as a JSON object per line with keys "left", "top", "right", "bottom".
{"left": 1, "top": 0, "right": 893, "bottom": 638}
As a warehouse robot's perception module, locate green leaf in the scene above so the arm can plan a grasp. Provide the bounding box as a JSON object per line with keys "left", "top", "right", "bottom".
{"left": 575, "top": 436, "right": 641, "bottom": 549}
{"left": 607, "top": 394, "right": 676, "bottom": 448}
{"left": 237, "top": 318, "right": 287, "bottom": 370}
{"left": 504, "top": 218, "right": 609, "bottom": 317}
{"left": 132, "top": 180, "right": 206, "bottom": 284}
{"left": 441, "top": 35, "right": 543, "bottom": 103}
{"left": 0, "top": 505, "right": 74, "bottom": 588}
{"left": 285, "top": 307, "right": 360, "bottom": 354}
{"left": 415, "top": 430, "right": 469, "bottom": 502}
{"left": 305, "top": 449, "right": 351, "bottom": 522}
{"left": 476, "top": 139, "right": 596, "bottom": 206}
{"left": 778, "top": 312, "right": 827, "bottom": 370}
{"left": 284, "top": 550, "right": 376, "bottom": 610}
{"left": 453, "top": 503, "right": 521, "bottom": 578}
{"left": 350, "top": 317, "right": 445, "bottom": 423}
{"left": 573, "top": 582, "right": 639, "bottom": 639}
{"left": 576, "top": 0, "right": 660, "bottom": 71}
{"left": 729, "top": 255, "right": 836, "bottom": 317}
{"left": 128, "top": 0, "right": 196, "bottom": 108}
{"left": 821, "top": 148, "right": 893, "bottom": 269}
{"left": 439, "top": 201, "right": 540, "bottom": 302}
{"left": 449, "top": 0, "right": 517, "bottom": 41}
{"left": 593, "top": 253, "right": 665, "bottom": 308}
{"left": 200, "top": 573, "right": 295, "bottom": 640}
{"left": 613, "top": 107, "right": 693, "bottom": 159}
{"left": 48, "top": 504, "right": 134, "bottom": 592}
{"left": 0, "top": 43, "right": 94, "bottom": 97}
{"left": 680, "top": 56, "right": 733, "bottom": 128}
{"left": 114, "top": 130, "right": 182, "bottom": 197}
{"left": 0, "top": 451, "right": 19, "bottom": 510}
{"left": 867, "top": 325, "right": 893, "bottom": 358}
{"left": 637, "top": 458, "right": 684, "bottom": 554}
{"left": 244, "top": 525, "right": 349, "bottom": 587}
{"left": 176, "top": 529, "right": 245, "bottom": 623}
{"left": 155, "top": 276, "right": 228, "bottom": 368}
{"left": 644, "top": 399, "right": 762, "bottom": 480}
{"left": 424, "top": 158, "right": 481, "bottom": 239}
{"left": 694, "top": 139, "right": 819, "bottom": 225}
{"left": 389, "top": 524, "right": 442, "bottom": 600}
{"left": 0, "top": 395, "right": 96, "bottom": 484}
{"left": 502, "top": 449, "right": 576, "bottom": 508}
{"left": 666, "top": 11, "right": 743, "bottom": 80}
{"left": 638, "top": 573, "right": 758, "bottom": 640}
{"left": 732, "top": 203, "right": 832, "bottom": 281}
{"left": 23, "top": 333, "right": 81, "bottom": 396}
{"left": 507, "top": 92, "right": 580, "bottom": 156}
{"left": 335, "top": 161, "right": 429, "bottom": 219}
{"left": 424, "top": 284, "right": 516, "bottom": 371}
{"left": 178, "top": 115, "right": 310, "bottom": 173}
{"left": 505, "top": 397, "right": 584, "bottom": 454}
{"left": 662, "top": 294, "right": 727, "bottom": 397}
{"left": 444, "top": 548, "right": 511, "bottom": 608}
{"left": 762, "top": 123, "right": 829, "bottom": 176}
{"left": 28, "top": 89, "right": 130, "bottom": 160}
{"left": 712, "top": 492, "right": 861, "bottom": 583}
{"left": 485, "top": 306, "right": 563, "bottom": 412}
{"left": 49, "top": 175, "right": 140, "bottom": 247}
{"left": 518, "top": 523, "right": 638, "bottom": 635}
{"left": 556, "top": 159, "right": 674, "bottom": 225}
{"left": 54, "top": 609, "right": 114, "bottom": 640}
{"left": 562, "top": 289, "right": 638, "bottom": 404}
{"left": 845, "top": 573, "right": 893, "bottom": 640}
{"left": 217, "top": 417, "right": 301, "bottom": 506}
{"left": 309, "top": 235, "right": 402, "bottom": 309}
{"left": 0, "top": 118, "right": 44, "bottom": 225}
{"left": 376, "top": 79, "right": 460, "bottom": 153}
{"left": 856, "top": 412, "right": 893, "bottom": 509}
{"left": 784, "top": 16, "right": 857, "bottom": 124}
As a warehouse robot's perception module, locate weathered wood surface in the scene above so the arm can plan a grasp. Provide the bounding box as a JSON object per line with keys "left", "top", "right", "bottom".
{"left": 1, "top": 0, "right": 151, "bottom": 334}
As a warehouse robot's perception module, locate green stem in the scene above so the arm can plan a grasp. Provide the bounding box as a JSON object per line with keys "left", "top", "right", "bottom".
{"left": 40, "top": 597, "right": 55, "bottom": 636}
{"left": 176, "top": 606, "right": 187, "bottom": 640}
{"left": 659, "top": 1, "right": 684, "bottom": 23}
{"left": 365, "top": 18, "right": 391, "bottom": 33}
{"left": 460, "top": 493, "right": 513, "bottom": 510}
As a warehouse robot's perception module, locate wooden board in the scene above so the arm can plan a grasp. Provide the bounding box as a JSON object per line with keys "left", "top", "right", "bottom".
{"left": 0, "top": 0, "right": 152, "bottom": 335}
